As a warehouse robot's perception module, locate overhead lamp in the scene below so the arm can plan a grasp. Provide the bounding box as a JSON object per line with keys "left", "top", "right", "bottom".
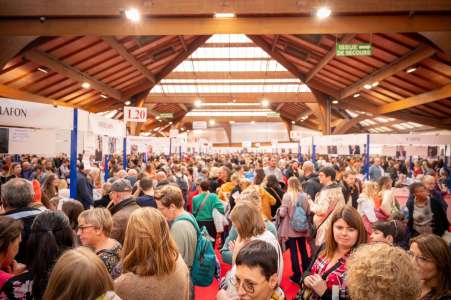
{"left": 187, "top": 130, "right": 190, "bottom": 133}
{"left": 124, "top": 100, "right": 131, "bottom": 105}
{"left": 291, "top": 120, "right": 295, "bottom": 124}
{"left": 406, "top": 66, "right": 417, "bottom": 73}
{"left": 36, "top": 67, "right": 48, "bottom": 74}
{"left": 261, "top": 99, "right": 269, "bottom": 107}
{"left": 229, "top": 120, "right": 235, "bottom": 124}
{"left": 353, "top": 93, "right": 360, "bottom": 98}
{"left": 194, "top": 99, "right": 202, "bottom": 107}
{"left": 214, "top": 12, "right": 236, "bottom": 18}
{"left": 316, "top": 7, "right": 331, "bottom": 19}
{"left": 181, "top": 127, "right": 185, "bottom": 131}
{"left": 251, "top": 121, "right": 255, "bottom": 124}
{"left": 209, "top": 119, "right": 216, "bottom": 126}
{"left": 100, "top": 94, "right": 108, "bottom": 99}
{"left": 81, "top": 82, "right": 91, "bottom": 89}
{"left": 124, "top": 8, "right": 141, "bottom": 22}
{"left": 332, "top": 100, "right": 339, "bottom": 104}
{"left": 372, "top": 82, "right": 379, "bottom": 87}
{"left": 364, "top": 84, "right": 372, "bottom": 90}
{"left": 155, "top": 116, "right": 160, "bottom": 120}
{"left": 169, "top": 121, "right": 173, "bottom": 125}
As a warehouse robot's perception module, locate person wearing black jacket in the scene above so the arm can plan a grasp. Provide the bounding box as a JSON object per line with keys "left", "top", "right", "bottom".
{"left": 76, "top": 164, "right": 93, "bottom": 209}
{"left": 299, "top": 161, "right": 321, "bottom": 201}
{"left": 339, "top": 170, "right": 360, "bottom": 209}
{"left": 0, "top": 178, "right": 42, "bottom": 263}
{"left": 407, "top": 182, "right": 449, "bottom": 238}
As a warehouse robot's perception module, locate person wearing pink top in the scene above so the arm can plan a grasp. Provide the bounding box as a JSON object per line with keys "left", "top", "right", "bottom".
{"left": 0, "top": 216, "right": 25, "bottom": 289}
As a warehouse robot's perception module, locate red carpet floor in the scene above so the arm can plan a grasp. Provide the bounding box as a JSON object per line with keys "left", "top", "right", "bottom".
{"left": 195, "top": 247, "right": 301, "bottom": 300}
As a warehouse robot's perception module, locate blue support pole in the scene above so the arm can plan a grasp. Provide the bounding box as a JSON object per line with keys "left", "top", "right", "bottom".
{"left": 122, "top": 138, "right": 127, "bottom": 170}
{"left": 312, "top": 145, "right": 316, "bottom": 163}
{"left": 409, "top": 156, "right": 414, "bottom": 178}
{"left": 69, "top": 109, "right": 78, "bottom": 199}
{"left": 104, "top": 155, "right": 110, "bottom": 182}
{"left": 144, "top": 152, "right": 148, "bottom": 164}
{"left": 297, "top": 143, "right": 302, "bottom": 163}
{"left": 364, "top": 134, "right": 370, "bottom": 180}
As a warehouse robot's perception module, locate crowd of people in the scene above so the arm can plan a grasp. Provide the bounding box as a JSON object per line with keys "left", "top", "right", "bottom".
{"left": 0, "top": 151, "right": 450, "bottom": 300}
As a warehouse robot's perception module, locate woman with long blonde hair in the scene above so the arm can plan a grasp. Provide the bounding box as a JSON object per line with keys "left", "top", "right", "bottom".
{"left": 357, "top": 181, "right": 378, "bottom": 235}
{"left": 278, "top": 177, "right": 311, "bottom": 283}
{"left": 114, "top": 207, "right": 189, "bottom": 300}
{"left": 43, "top": 247, "right": 120, "bottom": 300}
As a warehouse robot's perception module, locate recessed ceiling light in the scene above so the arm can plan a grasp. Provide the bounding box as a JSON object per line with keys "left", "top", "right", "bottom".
{"left": 37, "top": 67, "right": 48, "bottom": 74}
{"left": 209, "top": 119, "right": 216, "bottom": 125}
{"left": 406, "top": 67, "right": 417, "bottom": 73}
{"left": 251, "top": 121, "right": 255, "bottom": 124}
{"left": 229, "top": 120, "right": 235, "bottom": 124}
{"left": 261, "top": 99, "right": 269, "bottom": 107}
{"left": 124, "top": 8, "right": 141, "bottom": 22}
{"left": 169, "top": 121, "right": 173, "bottom": 125}
{"left": 291, "top": 121, "right": 295, "bottom": 124}
{"left": 332, "top": 100, "right": 339, "bottom": 104}
{"left": 181, "top": 127, "right": 185, "bottom": 131}
{"left": 100, "top": 94, "right": 108, "bottom": 99}
{"left": 316, "top": 7, "right": 331, "bottom": 19}
{"left": 214, "top": 12, "right": 236, "bottom": 18}
{"left": 364, "top": 84, "right": 372, "bottom": 90}
{"left": 353, "top": 93, "right": 360, "bottom": 98}
{"left": 124, "top": 100, "right": 131, "bottom": 105}
{"left": 194, "top": 99, "right": 202, "bottom": 107}
{"left": 81, "top": 82, "right": 91, "bottom": 89}
{"left": 372, "top": 82, "right": 379, "bottom": 87}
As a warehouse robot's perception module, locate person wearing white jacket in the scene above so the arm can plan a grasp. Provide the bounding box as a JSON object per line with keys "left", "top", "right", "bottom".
{"left": 357, "top": 182, "right": 379, "bottom": 233}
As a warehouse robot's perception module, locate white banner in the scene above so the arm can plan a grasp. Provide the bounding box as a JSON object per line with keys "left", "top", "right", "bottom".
{"left": 370, "top": 134, "right": 451, "bottom": 145}
{"left": 127, "top": 136, "right": 170, "bottom": 155}
{"left": 88, "top": 114, "right": 125, "bottom": 137}
{"left": 124, "top": 106, "right": 147, "bottom": 122}
{"left": 192, "top": 121, "right": 207, "bottom": 130}
{"left": 313, "top": 134, "right": 367, "bottom": 146}
{"left": 0, "top": 98, "right": 73, "bottom": 130}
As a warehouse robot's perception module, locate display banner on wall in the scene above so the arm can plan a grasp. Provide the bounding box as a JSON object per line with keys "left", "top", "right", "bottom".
{"left": 0, "top": 98, "right": 73, "bottom": 130}
{"left": 127, "top": 136, "right": 170, "bottom": 155}
{"left": 123, "top": 106, "right": 147, "bottom": 122}
{"left": 193, "top": 121, "right": 207, "bottom": 130}
{"left": 89, "top": 114, "right": 125, "bottom": 137}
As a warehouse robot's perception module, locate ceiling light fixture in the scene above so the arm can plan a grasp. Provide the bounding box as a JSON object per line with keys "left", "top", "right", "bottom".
{"left": 100, "top": 94, "right": 108, "bottom": 99}
{"left": 229, "top": 120, "right": 235, "bottom": 124}
{"left": 194, "top": 99, "right": 202, "bottom": 107}
{"left": 406, "top": 66, "right": 417, "bottom": 73}
{"left": 81, "top": 82, "right": 91, "bottom": 89}
{"left": 37, "top": 67, "right": 48, "bottom": 74}
{"left": 372, "top": 82, "right": 379, "bottom": 87}
{"left": 124, "top": 100, "right": 131, "bottom": 105}
{"left": 209, "top": 119, "right": 216, "bottom": 126}
{"left": 214, "top": 12, "right": 236, "bottom": 18}
{"left": 353, "top": 93, "right": 360, "bottom": 98}
{"left": 251, "top": 121, "right": 255, "bottom": 124}
{"left": 181, "top": 127, "right": 185, "bottom": 131}
{"left": 124, "top": 8, "right": 141, "bottom": 22}
{"left": 261, "top": 99, "right": 269, "bottom": 107}
{"left": 364, "top": 84, "right": 372, "bottom": 90}
{"left": 169, "top": 121, "right": 173, "bottom": 125}
{"left": 155, "top": 116, "right": 160, "bottom": 120}
{"left": 291, "top": 120, "right": 295, "bottom": 124}
{"left": 332, "top": 100, "right": 339, "bottom": 104}
{"left": 316, "top": 7, "right": 332, "bottom": 19}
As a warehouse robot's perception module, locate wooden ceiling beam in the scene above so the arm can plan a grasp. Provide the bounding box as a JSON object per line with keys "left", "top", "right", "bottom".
{"left": 339, "top": 45, "right": 436, "bottom": 99}
{"left": 182, "top": 116, "right": 283, "bottom": 123}
{"left": 102, "top": 36, "right": 156, "bottom": 84}
{"left": 333, "top": 114, "right": 368, "bottom": 134}
{"left": 3, "top": 1, "right": 450, "bottom": 16}
{"left": 23, "top": 49, "right": 123, "bottom": 100}
{"left": 122, "top": 35, "right": 210, "bottom": 99}
{"left": 178, "top": 103, "right": 189, "bottom": 112}
{"left": 3, "top": 16, "right": 451, "bottom": 36}
{"left": 145, "top": 93, "right": 316, "bottom": 103}
{"left": 0, "top": 36, "right": 37, "bottom": 70}
{"left": 375, "top": 83, "right": 451, "bottom": 114}
{"left": 0, "top": 84, "right": 74, "bottom": 108}
{"left": 305, "top": 34, "right": 355, "bottom": 83}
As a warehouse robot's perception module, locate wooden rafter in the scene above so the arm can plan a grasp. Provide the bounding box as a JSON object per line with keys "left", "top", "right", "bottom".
{"left": 334, "top": 114, "right": 368, "bottom": 134}
{"left": 101, "top": 36, "right": 156, "bottom": 84}
{"left": 23, "top": 49, "right": 123, "bottom": 100}
{"left": 0, "top": 36, "right": 37, "bottom": 70}
{"left": 305, "top": 34, "right": 355, "bottom": 83}
{"left": 2, "top": 16, "right": 451, "bottom": 36}
{"left": 0, "top": 84, "right": 74, "bottom": 108}
{"left": 339, "top": 45, "right": 436, "bottom": 99}
{"left": 375, "top": 83, "right": 451, "bottom": 114}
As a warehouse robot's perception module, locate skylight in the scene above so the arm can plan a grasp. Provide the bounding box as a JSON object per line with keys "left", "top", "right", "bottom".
{"left": 173, "top": 60, "right": 287, "bottom": 72}
{"left": 206, "top": 34, "right": 252, "bottom": 43}
{"left": 150, "top": 84, "right": 311, "bottom": 94}
{"left": 186, "top": 109, "right": 279, "bottom": 117}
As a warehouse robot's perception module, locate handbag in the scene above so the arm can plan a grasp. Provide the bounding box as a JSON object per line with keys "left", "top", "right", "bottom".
{"left": 213, "top": 207, "right": 228, "bottom": 233}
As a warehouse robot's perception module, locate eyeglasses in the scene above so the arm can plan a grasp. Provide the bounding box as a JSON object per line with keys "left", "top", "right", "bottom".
{"left": 230, "top": 275, "right": 266, "bottom": 295}
{"left": 77, "top": 225, "right": 96, "bottom": 232}
{"left": 406, "top": 250, "right": 432, "bottom": 264}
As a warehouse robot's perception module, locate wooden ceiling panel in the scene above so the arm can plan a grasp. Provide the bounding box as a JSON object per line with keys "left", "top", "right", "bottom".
{"left": 414, "top": 66, "right": 451, "bottom": 86}
{"left": 37, "top": 36, "right": 80, "bottom": 53}
{"left": 25, "top": 73, "right": 67, "bottom": 93}
{"left": 47, "top": 36, "right": 100, "bottom": 60}
{"left": 0, "top": 62, "right": 38, "bottom": 85}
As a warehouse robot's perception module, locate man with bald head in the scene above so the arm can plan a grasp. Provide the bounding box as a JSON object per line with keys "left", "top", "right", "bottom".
{"left": 422, "top": 175, "right": 447, "bottom": 212}
{"left": 299, "top": 161, "right": 321, "bottom": 200}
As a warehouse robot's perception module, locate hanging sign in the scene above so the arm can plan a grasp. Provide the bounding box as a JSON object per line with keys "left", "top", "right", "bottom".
{"left": 336, "top": 43, "right": 372, "bottom": 56}
{"left": 159, "top": 112, "right": 173, "bottom": 119}
{"left": 266, "top": 112, "right": 280, "bottom": 117}
{"left": 192, "top": 121, "right": 207, "bottom": 129}
{"left": 124, "top": 106, "right": 147, "bottom": 122}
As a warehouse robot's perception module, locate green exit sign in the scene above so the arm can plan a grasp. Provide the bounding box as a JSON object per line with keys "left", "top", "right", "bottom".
{"left": 159, "top": 113, "right": 173, "bottom": 119}
{"left": 336, "top": 43, "right": 372, "bottom": 56}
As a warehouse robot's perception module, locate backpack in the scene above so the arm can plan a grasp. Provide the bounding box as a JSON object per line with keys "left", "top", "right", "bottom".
{"left": 175, "top": 175, "right": 189, "bottom": 201}
{"left": 290, "top": 193, "right": 309, "bottom": 232}
{"left": 174, "top": 214, "right": 216, "bottom": 287}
